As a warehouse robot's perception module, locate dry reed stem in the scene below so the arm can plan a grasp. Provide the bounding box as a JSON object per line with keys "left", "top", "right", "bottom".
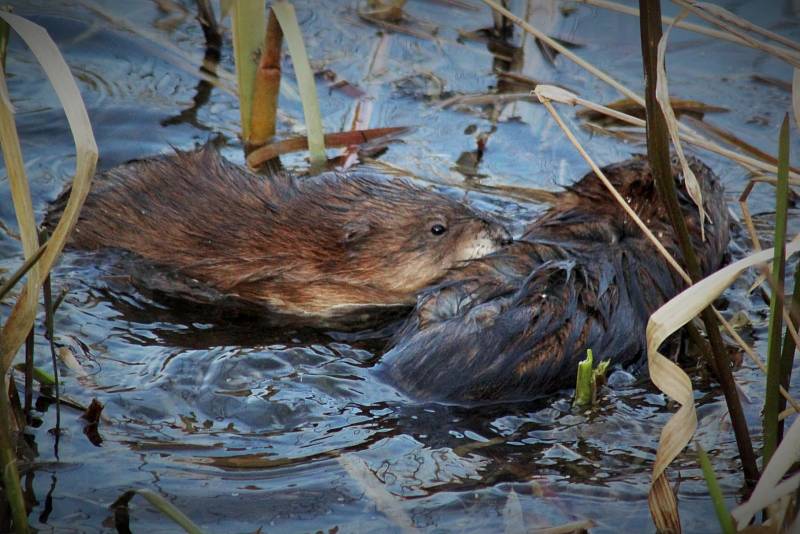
{"left": 535, "top": 90, "right": 692, "bottom": 281}
{"left": 482, "top": 0, "right": 644, "bottom": 105}
{"left": 650, "top": 238, "right": 800, "bottom": 531}
{"left": 481, "top": 0, "right": 705, "bottom": 147}
{"left": 672, "top": 0, "right": 800, "bottom": 68}
{"left": 577, "top": 0, "right": 746, "bottom": 46}
{"left": 536, "top": 84, "right": 800, "bottom": 407}
{"left": 250, "top": 9, "right": 282, "bottom": 146}
{"left": 535, "top": 85, "right": 800, "bottom": 182}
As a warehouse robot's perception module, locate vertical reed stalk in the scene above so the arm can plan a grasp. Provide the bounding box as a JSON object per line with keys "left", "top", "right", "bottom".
{"left": 763, "top": 115, "right": 791, "bottom": 466}
{"left": 230, "top": 0, "right": 266, "bottom": 143}
{"left": 639, "top": 0, "right": 759, "bottom": 489}
{"left": 250, "top": 9, "right": 282, "bottom": 149}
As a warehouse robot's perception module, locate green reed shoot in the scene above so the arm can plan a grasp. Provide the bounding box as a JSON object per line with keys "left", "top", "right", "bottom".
{"left": 763, "top": 114, "right": 791, "bottom": 468}
{"left": 695, "top": 442, "right": 735, "bottom": 534}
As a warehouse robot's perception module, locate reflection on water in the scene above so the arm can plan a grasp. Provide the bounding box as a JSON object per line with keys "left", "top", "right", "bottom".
{"left": 1, "top": 0, "right": 798, "bottom": 532}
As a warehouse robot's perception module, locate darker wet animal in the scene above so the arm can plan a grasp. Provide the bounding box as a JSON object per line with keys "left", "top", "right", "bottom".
{"left": 379, "top": 155, "right": 729, "bottom": 402}
{"left": 47, "top": 146, "right": 512, "bottom": 327}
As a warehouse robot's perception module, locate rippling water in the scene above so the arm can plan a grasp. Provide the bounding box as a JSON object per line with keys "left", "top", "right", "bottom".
{"left": 1, "top": 0, "right": 798, "bottom": 532}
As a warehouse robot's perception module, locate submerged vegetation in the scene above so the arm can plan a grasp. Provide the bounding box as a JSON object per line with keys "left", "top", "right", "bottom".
{"left": 0, "top": 0, "right": 797, "bottom": 532}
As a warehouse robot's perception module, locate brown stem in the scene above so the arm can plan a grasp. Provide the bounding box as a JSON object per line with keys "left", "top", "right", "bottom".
{"left": 250, "top": 9, "right": 283, "bottom": 152}
{"left": 639, "top": 0, "right": 759, "bottom": 487}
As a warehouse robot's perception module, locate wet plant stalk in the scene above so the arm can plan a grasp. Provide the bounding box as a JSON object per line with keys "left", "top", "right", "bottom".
{"left": 43, "top": 269, "right": 61, "bottom": 456}
{"left": 250, "top": 9, "right": 282, "bottom": 149}
{"left": 639, "top": 0, "right": 759, "bottom": 487}
{"left": 230, "top": 0, "right": 266, "bottom": 143}
{"left": 763, "top": 115, "right": 791, "bottom": 466}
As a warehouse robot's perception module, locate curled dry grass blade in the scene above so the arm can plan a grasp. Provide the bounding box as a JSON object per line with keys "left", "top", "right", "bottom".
{"left": 271, "top": 1, "right": 326, "bottom": 170}
{"left": 655, "top": 11, "right": 706, "bottom": 239}
{"left": 535, "top": 84, "right": 800, "bottom": 528}
{"left": 647, "top": 238, "right": 800, "bottom": 529}
{"left": 0, "top": 12, "right": 98, "bottom": 373}
{"left": 536, "top": 85, "right": 800, "bottom": 411}
{"left": 0, "top": 14, "right": 96, "bottom": 531}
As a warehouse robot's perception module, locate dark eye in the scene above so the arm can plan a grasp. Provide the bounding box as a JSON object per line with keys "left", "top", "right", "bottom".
{"left": 430, "top": 224, "right": 447, "bottom": 236}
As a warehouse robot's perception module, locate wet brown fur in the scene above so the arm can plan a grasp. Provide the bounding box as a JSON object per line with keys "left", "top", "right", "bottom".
{"left": 380, "top": 155, "right": 729, "bottom": 402}
{"left": 48, "top": 146, "right": 511, "bottom": 324}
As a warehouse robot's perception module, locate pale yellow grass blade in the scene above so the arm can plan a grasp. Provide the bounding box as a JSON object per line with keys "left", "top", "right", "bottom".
{"left": 732, "top": 415, "right": 800, "bottom": 528}
{"left": 647, "top": 238, "right": 800, "bottom": 502}
{"left": 656, "top": 11, "right": 706, "bottom": 239}
{"left": 0, "top": 12, "right": 98, "bottom": 372}
{"left": 271, "top": 0, "right": 326, "bottom": 170}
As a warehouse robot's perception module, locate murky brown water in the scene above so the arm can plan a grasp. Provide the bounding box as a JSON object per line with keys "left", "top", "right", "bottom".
{"left": 1, "top": 0, "right": 798, "bottom": 532}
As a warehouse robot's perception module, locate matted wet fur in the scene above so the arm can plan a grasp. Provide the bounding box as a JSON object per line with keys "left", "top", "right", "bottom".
{"left": 379, "top": 155, "right": 729, "bottom": 402}
{"left": 46, "top": 146, "right": 511, "bottom": 327}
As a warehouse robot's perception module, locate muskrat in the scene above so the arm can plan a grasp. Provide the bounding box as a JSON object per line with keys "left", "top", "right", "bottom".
{"left": 378, "top": 155, "right": 729, "bottom": 402}
{"left": 47, "top": 146, "right": 512, "bottom": 326}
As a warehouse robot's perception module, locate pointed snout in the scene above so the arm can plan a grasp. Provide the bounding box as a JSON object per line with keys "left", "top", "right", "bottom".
{"left": 483, "top": 218, "right": 513, "bottom": 247}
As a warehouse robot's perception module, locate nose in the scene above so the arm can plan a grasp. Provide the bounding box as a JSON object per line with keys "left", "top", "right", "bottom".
{"left": 488, "top": 221, "right": 513, "bottom": 246}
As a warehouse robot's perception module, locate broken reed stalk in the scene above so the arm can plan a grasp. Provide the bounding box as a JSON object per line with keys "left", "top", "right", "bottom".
{"left": 763, "top": 116, "right": 791, "bottom": 467}
{"left": 250, "top": 9, "right": 282, "bottom": 149}
{"left": 639, "top": 0, "right": 759, "bottom": 496}
{"left": 230, "top": 0, "right": 266, "bottom": 143}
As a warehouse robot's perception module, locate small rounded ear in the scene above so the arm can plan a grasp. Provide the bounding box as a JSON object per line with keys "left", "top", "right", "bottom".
{"left": 343, "top": 219, "right": 373, "bottom": 244}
